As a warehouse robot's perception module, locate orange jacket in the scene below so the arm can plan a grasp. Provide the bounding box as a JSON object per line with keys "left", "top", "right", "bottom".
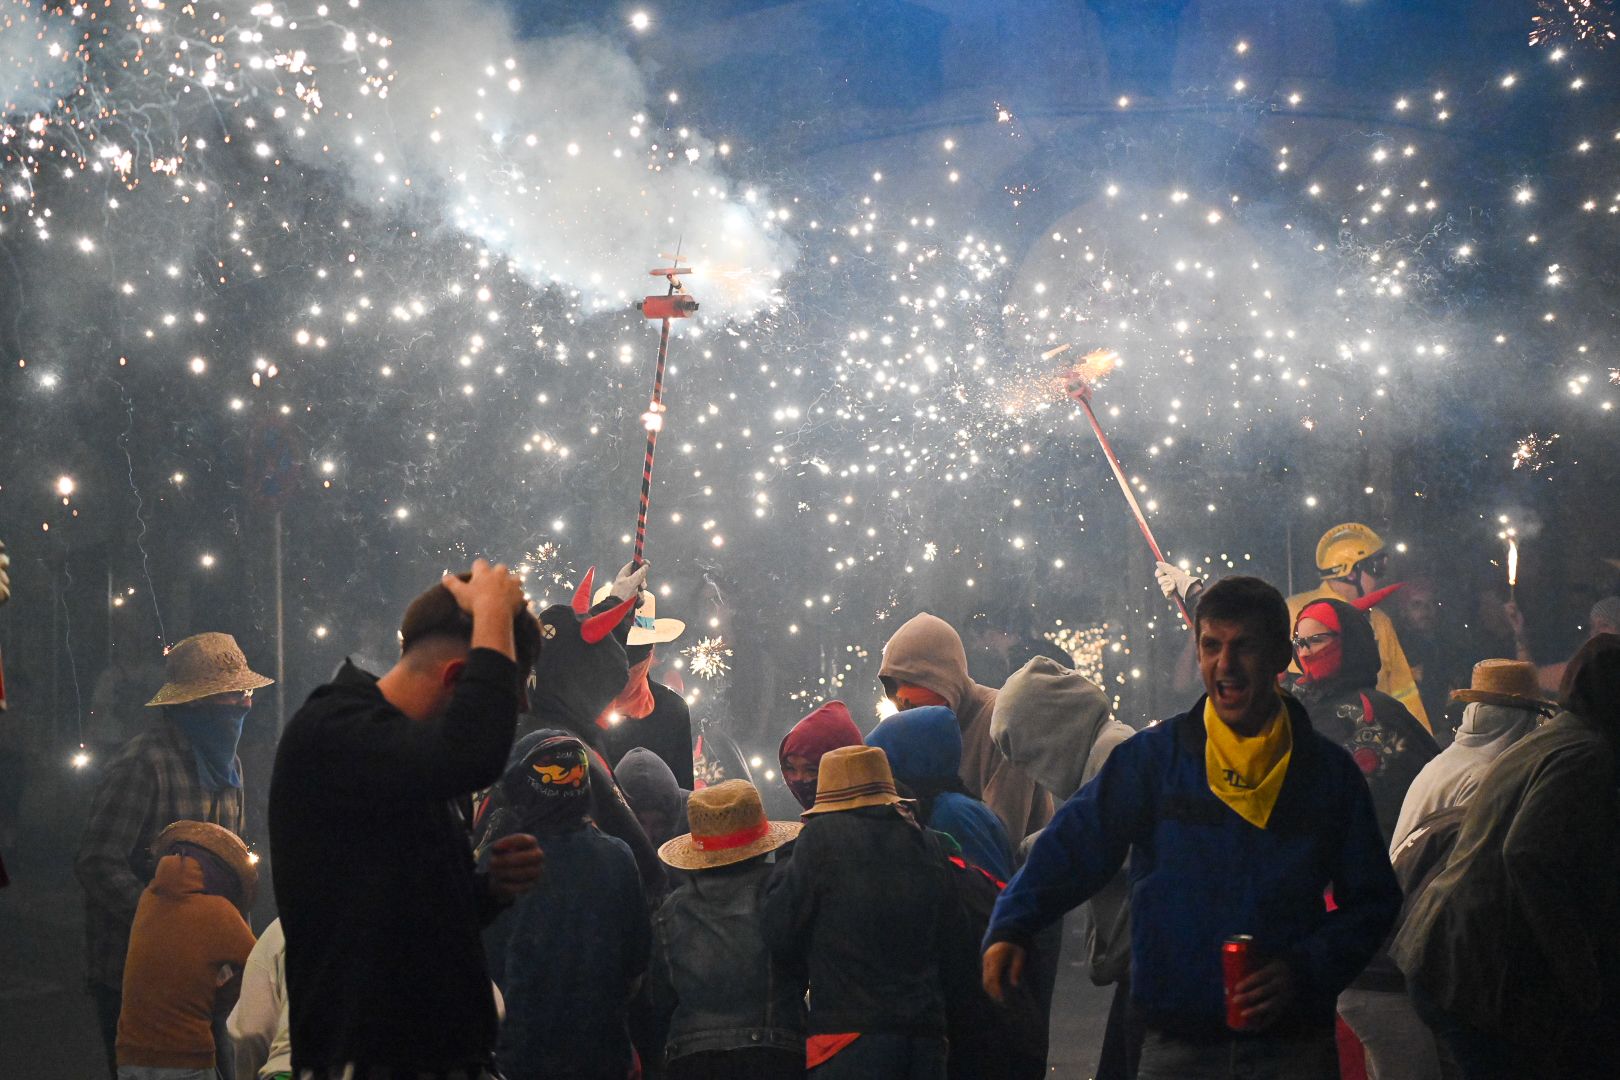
{"left": 118, "top": 854, "right": 256, "bottom": 1070}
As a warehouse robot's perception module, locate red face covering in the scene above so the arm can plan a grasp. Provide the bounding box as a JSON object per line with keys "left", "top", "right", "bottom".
{"left": 1296, "top": 601, "right": 1344, "bottom": 683}
{"left": 595, "top": 654, "right": 657, "bottom": 729}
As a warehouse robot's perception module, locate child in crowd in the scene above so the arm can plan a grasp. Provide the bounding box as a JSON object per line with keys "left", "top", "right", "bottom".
{"left": 117, "top": 820, "right": 258, "bottom": 1080}
{"left": 483, "top": 732, "right": 651, "bottom": 1080}
{"left": 651, "top": 779, "right": 806, "bottom": 1079}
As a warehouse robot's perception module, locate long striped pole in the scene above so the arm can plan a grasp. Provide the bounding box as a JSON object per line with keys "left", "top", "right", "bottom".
{"left": 632, "top": 278, "right": 676, "bottom": 567}
{"left": 1073, "top": 393, "right": 1195, "bottom": 631}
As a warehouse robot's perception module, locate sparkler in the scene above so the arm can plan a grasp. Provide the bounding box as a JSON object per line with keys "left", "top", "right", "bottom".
{"left": 631, "top": 257, "right": 699, "bottom": 567}
{"left": 1053, "top": 345, "right": 1194, "bottom": 630}
{"left": 683, "top": 636, "right": 732, "bottom": 679}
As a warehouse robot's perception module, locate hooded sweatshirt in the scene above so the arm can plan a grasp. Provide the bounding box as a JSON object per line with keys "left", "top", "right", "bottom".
{"left": 778, "top": 701, "right": 865, "bottom": 810}
{"left": 1389, "top": 702, "right": 1541, "bottom": 855}
{"left": 1291, "top": 599, "right": 1438, "bottom": 846}
{"left": 992, "top": 656, "right": 1135, "bottom": 985}
{"left": 118, "top": 852, "right": 257, "bottom": 1070}
{"left": 615, "top": 746, "right": 691, "bottom": 850}
{"left": 866, "top": 706, "right": 1015, "bottom": 880}
{"left": 880, "top": 613, "right": 1052, "bottom": 840}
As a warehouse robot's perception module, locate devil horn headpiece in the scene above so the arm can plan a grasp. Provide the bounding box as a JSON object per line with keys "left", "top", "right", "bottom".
{"left": 1352, "top": 582, "right": 1405, "bottom": 611}
{"left": 582, "top": 594, "right": 638, "bottom": 645}
{"left": 572, "top": 567, "right": 598, "bottom": 615}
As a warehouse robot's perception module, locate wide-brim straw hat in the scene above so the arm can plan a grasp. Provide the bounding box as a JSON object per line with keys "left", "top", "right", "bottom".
{"left": 593, "top": 584, "right": 685, "bottom": 646}
{"left": 1450, "top": 659, "right": 1556, "bottom": 713}
{"left": 153, "top": 820, "right": 259, "bottom": 911}
{"left": 146, "top": 632, "right": 273, "bottom": 707}
{"left": 659, "top": 779, "right": 799, "bottom": 870}
{"left": 801, "top": 744, "right": 911, "bottom": 816}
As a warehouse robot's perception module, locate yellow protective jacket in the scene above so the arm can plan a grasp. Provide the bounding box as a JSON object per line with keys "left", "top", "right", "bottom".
{"left": 1288, "top": 584, "right": 1430, "bottom": 733}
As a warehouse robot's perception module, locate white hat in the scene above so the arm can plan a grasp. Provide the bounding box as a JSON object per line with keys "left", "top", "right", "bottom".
{"left": 593, "top": 585, "right": 685, "bottom": 646}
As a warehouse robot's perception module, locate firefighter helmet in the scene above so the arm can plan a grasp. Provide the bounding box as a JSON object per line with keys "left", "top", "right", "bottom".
{"left": 1316, "top": 523, "right": 1385, "bottom": 579}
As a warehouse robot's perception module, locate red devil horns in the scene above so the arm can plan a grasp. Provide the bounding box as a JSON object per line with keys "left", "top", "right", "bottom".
{"left": 572, "top": 567, "right": 598, "bottom": 615}
{"left": 581, "top": 594, "right": 638, "bottom": 645}
{"left": 1352, "top": 582, "right": 1406, "bottom": 611}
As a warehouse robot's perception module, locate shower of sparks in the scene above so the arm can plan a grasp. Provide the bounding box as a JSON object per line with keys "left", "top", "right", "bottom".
{"left": 1529, "top": 0, "right": 1618, "bottom": 48}
{"left": 1046, "top": 622, "right": 1131, "bottom": 711}
{"left": 4, "top": 0, "right": 1616, "bottom": 752}
{"left": 1510, "top": 433, "right": 1561, "bottom": 470}
{"left": 683, "top": 636, "right": 733, "bottom": 679}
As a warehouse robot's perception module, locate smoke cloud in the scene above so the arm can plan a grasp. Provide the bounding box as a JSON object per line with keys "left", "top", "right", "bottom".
{"left": 297, "top": 0, "right": 795, "bottom": 319}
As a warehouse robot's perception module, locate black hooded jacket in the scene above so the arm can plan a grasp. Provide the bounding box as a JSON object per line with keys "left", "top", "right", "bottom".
{"left": 523, "top": 599, "right": 666, "bottom": 898}
{"left": 1290, "top": 598, "right": 1439, "bottom": 845}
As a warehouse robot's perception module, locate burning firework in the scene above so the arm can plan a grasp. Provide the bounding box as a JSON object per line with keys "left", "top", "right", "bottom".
{"left": 1510, "top": 433, "right": 1561, "bottom": 470}
{"left": 1528, "top": 0, "right": 1617, "bottom": 48}
{"left": 683, "top": 636, "right": 732, "bottom": 679}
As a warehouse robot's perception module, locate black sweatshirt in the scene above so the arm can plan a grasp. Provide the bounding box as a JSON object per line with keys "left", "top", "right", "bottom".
{"left": 269, "top": 649, "right": 517, "bottom": 1073}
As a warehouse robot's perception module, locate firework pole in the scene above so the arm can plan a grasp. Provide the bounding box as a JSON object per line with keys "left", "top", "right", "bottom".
{"left": 631, "top": 256, "right": 699, "bottom": 568}
{"left": 1054, "top": 346, "right": 1195, "bottom": 631}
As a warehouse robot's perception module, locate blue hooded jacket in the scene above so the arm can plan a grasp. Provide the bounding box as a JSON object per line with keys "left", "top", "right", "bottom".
{"left": 866, "top": 706, "right": 1015, "bottom": 881}
{"left": 986, "top": 695, "right": 1401, "bottom": 1037}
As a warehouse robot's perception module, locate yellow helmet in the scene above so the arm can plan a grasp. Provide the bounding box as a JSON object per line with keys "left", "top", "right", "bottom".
{"left": 1316, "top": 523, "right": 1385, "bottom": 579}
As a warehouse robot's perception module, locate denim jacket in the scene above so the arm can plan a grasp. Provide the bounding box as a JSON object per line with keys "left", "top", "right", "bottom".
{"left": 650, "top": 853, "right": 806, "bottom": 1062}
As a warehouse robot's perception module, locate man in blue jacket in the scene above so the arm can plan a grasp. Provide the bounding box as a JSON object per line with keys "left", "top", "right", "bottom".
{"left": 983, "top": 576, "right": 1401, "bottom": 1078}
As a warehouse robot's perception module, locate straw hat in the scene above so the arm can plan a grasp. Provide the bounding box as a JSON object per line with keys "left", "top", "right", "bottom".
{"left": 1450, "top": 659, "right": 1556, "bottom": 713}
{"left": 801, "top": 745, "right": 911, "bottom": 817}
{"left": 593, "top": 584, "right": 685, "bottom": 646}
{"left": 152, "top": 820, "right": 259, "bottom": 911}
{"left": 145, "top": 633, "right": 273, "bottom": 707}
{"left": 658, "top": 780, "right": 799, "bottom": 870}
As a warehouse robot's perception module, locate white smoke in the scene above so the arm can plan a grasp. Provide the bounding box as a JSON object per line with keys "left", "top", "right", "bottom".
{"left": 297, "top": 0, "right": 795, "bottom": 320}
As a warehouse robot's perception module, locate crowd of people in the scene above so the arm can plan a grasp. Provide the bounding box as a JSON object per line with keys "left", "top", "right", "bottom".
{"left": 34, "top": 521, "right": 1620, "bottom": 1079}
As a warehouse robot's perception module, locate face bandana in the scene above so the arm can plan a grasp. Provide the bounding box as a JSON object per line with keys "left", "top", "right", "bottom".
{"left": 169, "top": 703, "right": 248, "bottom": 791}
{"left": 1295, "top": 601, "right": 1345, "bottom": 684}
{"left": 597, "top": 653, "right": 657, "bottom": 728}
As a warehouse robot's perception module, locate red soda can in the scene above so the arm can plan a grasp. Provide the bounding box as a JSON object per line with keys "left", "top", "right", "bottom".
{"left": 1221, "top": 935, "right": 1257, "bottom": 1031}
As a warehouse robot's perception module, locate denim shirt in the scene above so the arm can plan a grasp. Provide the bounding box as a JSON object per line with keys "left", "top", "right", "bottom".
{"left": 650, "top": 853, "right": 806, "bottom": 1062}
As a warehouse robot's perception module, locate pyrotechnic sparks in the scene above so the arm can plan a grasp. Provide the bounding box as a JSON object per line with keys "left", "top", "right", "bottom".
{"left": 683, "top": 637, "right": 732, "bottom": 680}
{"left": 1529, "top": 0, "right": 1618, "bottom": 48}
{"left": 4, "top": 0, "right": 1616, "bottom": 764}
{"left": 1511, "top": 433, "right": 1561, "bottom": 470}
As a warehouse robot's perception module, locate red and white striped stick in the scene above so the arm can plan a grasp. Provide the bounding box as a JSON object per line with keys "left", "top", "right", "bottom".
{"left": 632, "top": 262, "right": 698, "bottom": 567}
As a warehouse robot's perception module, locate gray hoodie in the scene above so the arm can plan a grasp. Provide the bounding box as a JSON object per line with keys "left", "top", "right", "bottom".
{"left": 1389, "top": 702, "right": 1541, "bottom": 856}
{"left": 991, "top": 656, "right": 1135, "bottom": 985}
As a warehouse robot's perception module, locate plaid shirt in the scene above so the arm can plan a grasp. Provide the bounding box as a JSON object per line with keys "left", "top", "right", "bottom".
{"left": 75, "top": 716, "right": 244, "bottom": 988}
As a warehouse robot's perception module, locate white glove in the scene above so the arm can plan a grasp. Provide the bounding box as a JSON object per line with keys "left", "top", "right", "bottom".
{"left": 1155, "top": 561, "right": 1199, "bottom": 602}
{"left": 0, "top": 540, "right": 10, "bottom": 606}
{"left": 608, "top": 560, "right": 649, "bottom": 603}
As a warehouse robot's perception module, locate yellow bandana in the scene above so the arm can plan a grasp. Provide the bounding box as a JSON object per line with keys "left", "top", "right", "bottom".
{"left": 1204, "top": 695, "right": 1292, "bottom": 829}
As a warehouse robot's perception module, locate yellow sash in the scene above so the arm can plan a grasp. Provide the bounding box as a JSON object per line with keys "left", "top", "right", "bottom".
{"left": 1204, "top": 696, "right": 1292, "bottom": 829}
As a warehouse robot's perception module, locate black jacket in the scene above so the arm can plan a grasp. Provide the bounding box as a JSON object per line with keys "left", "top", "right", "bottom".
{"left": 603, "top": 680, "right": 695, "bottom": 791}
{"left": 763, "top": 805, "right": 954, "bottom": 1037}
{"left": 1291, "top": 599, "right": 1438, "bottom": 845}
{"left": 269, "top": 650, "right": 516, "bottom": 1073}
